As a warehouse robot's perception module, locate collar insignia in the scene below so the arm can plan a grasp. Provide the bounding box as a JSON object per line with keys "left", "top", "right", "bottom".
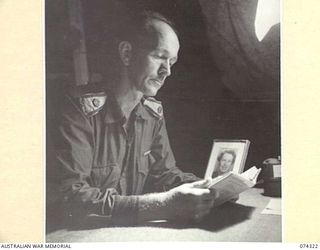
{"left": 143, "top": 97, "right": 163, "bottom": 119}
{"left": 79, "top": 92, "right": 107, "bottom": 117}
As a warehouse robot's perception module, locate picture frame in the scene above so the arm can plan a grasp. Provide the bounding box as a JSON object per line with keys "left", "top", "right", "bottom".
{"left": 204, "top": 139, "right": 250, "bottom": 179}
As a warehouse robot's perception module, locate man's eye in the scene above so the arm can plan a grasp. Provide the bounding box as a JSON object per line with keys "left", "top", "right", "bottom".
{"left": 153, "top": 54, "right": 177, "bottom": 67}
{"left": 154, "top": 55, "right": 165, "bottom": 59}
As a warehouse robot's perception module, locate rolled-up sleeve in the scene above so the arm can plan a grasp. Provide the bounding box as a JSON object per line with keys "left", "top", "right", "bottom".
{"left": 146, "top": 118, "right": 200, "bottom": 192}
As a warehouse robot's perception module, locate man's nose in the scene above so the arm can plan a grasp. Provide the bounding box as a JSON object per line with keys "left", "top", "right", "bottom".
{"left": 159, "top": 61, "right": 171, "bottom": 77}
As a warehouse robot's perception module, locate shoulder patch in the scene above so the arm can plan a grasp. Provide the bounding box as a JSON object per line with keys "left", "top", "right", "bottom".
{"left": 79, "top": 92, "right": 107, "bottom": 117}
{"left": 143, "top": 97, "right": 163, "bottom": 119}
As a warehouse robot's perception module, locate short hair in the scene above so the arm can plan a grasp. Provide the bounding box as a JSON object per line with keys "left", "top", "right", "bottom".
{"left": 115, "top": 10, "right": 178, "bottom": 49}
{"left": 217, "top": 150, "right": 236, "bottom": 165}
{"left": 100, "top": 10, "right": 177, "bottom": 83}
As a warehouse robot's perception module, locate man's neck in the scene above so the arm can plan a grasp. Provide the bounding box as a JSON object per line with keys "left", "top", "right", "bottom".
{"left": 113, "top": 77, "right": 143, "bottom": 120}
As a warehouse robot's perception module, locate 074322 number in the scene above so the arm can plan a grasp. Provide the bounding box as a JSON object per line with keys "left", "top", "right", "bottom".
{"left": 300, "top": 244, "right": 319, "bottom": 249}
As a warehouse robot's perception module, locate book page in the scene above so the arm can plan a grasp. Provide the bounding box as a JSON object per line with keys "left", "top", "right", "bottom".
{"left": 210, "top": 173, "right": 251, "bottom": 206}
{"left": 240, "top": 166, "right": 261, "bottom": 183}
{"left": 209, "top": 166, "right": 261, "bottom": 206}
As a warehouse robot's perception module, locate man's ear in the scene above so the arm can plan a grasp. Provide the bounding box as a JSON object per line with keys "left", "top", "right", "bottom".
{"left": 118, "top": 41, "right": 132, "bottom": 66}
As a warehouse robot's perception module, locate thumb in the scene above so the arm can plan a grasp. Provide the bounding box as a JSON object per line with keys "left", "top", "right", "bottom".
{"left": 210, "top": 189, "right": 220, "bottom": 199}
{"left": 189, "top": 178, "right": 212, "bottom": 188}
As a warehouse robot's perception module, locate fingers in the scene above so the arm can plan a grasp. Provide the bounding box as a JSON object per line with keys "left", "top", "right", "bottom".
{"left": 189, "top": 178, "right": 212, "bottom": 189}
{"left": 190, "top": 187, "right": 211, "bottom": 196}
{"left": 191, "top": 188, "right": 220, "bottom": 201}
{"left": 210, "top": 189, "right": 220, "bottom": 199}
{"left": 187, "top": 179, "right": 219, "bottom": 200}
{"left": 229, "top": 194, "right": 239, "bottom": 203}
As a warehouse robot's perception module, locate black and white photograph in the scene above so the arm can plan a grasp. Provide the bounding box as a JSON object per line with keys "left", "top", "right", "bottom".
{"left": 45, "top": 0, "right": 281, "bottom": 242}
{"left": 204, "top": 139, "right": 250, "bottom": 179}
{"left": 214, "top": 149, "right": 238, "bottom": 177}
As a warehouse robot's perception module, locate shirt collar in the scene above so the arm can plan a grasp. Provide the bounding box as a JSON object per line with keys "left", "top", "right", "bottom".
{"left": 134, "top": 102, "right": 154, "bottom": 120}
{"left": 104, "top": 94, "right": 153, "bottom": 124}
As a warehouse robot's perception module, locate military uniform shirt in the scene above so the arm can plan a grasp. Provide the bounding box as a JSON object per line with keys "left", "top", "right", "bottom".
{"left": 49, "top": 84, "right": 198, "bottom": 226}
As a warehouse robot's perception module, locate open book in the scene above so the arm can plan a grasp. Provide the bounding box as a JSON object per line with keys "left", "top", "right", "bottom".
{"left": 209, "top": 166, "right": 261, "bottom": 207}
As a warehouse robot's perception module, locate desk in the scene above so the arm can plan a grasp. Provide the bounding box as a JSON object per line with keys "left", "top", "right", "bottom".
{"left": 46, "top": 188, "right": 281, "bottom": 242}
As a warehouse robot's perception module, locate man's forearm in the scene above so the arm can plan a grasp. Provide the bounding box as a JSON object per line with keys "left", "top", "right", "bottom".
{"left": 112, "top": 192, "right": 170, "bottom": 224}
{"left": 112, "top": 191, "right": 172, "bottom": 224}
{"left": 137, "top": 191, "right": 172, "bottom": 222}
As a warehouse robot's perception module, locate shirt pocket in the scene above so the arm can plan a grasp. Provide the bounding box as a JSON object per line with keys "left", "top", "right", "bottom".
{"left": 90, "top": 163, "right": 121, "bottom": 189}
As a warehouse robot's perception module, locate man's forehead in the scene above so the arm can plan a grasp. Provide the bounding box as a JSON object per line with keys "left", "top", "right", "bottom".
{"left": 150, "top": 21, "right": 180, "bottom": 53}
{"left": 150, "top": 19, "right": 176, "bottom": 33}
{"left": 151, "top": 20, "right": 178, "bottom": 39}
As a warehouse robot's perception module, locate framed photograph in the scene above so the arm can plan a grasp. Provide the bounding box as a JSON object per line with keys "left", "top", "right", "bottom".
{"left": 204, "top": 139, "right": 250, "bottom": 179}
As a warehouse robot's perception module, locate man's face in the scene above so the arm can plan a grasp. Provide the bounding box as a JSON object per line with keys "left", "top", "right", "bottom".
{"left": 219, "top": 153, "right": 234, "bottom": 173}
{"left": 128, "top": 20, "right": 180, "bottom": 96}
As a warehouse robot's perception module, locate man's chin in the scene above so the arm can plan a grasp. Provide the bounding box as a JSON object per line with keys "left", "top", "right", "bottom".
{"left": 143, "top": 88, "right": 159, "bottom": 97}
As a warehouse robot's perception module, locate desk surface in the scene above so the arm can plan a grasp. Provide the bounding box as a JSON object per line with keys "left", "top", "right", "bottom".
{"left": 46, "top": 188, "right": 281, "bottom": 242}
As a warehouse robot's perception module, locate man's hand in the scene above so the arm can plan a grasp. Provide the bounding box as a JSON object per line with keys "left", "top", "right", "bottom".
{"left": 165, "top": 179, "right": 219, "bottom": 223}
{"left": 229, "top": 194, "right": 240, "bottom": 203}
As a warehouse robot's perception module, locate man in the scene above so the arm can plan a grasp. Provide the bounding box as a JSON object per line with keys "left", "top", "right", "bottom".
{"left": 48, "top": 11, "right": 218, "bottom": 228}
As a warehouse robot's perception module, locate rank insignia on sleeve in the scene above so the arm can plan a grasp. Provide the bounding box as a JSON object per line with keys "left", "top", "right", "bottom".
{"left": 79, "top": 92, "right": 107, "bottom": 117}
{"left": 143, "top": 97, "right": 164, "bottom": 119}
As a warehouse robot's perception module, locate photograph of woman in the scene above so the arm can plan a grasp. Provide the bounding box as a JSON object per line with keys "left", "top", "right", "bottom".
{"left": 212, "top": 149, "right": 237, "bottom": 178}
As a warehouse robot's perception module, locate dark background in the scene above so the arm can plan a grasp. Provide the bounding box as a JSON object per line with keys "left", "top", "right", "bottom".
{"left": 46, "top": 0, "right": 280, "bottom": 178}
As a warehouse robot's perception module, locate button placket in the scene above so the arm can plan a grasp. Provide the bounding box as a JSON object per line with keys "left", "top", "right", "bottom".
{"left": 118, "top": 115, "right": 136, "bottom": 195}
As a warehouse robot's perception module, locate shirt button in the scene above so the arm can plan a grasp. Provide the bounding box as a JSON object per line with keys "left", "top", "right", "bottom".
{"left": 92, "top": 98, "right": 100, "bottom": 107}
